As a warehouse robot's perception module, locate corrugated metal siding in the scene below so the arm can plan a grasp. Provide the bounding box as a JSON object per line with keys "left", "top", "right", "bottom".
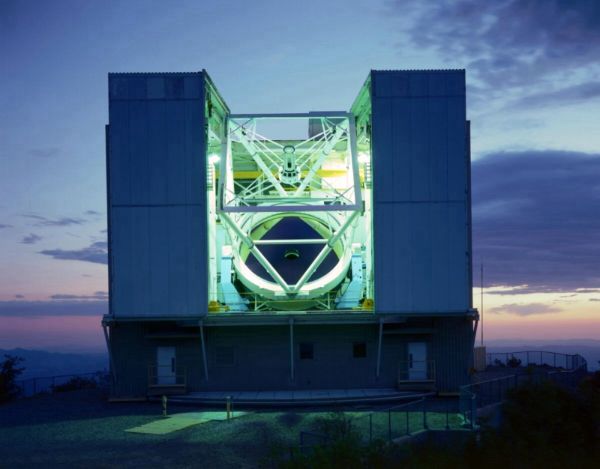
{"left": 110, "top": 323, "right": 152, "bottom": 396}
{"left": 431, "top": 317, "right": 473, "bottom": 391}
{"left": 107, "top": 72, "right": 207, "bottom": 317}
{"left": 111, "top": 323, "right": 409, "bottom": 394}
{"left": 109, "top": 320, "right": 474, "bottom": 395}
{"left": 371, "top": 70, "right": 470, "bottom": 313}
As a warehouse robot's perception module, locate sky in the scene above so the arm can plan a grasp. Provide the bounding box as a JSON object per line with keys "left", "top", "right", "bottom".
{"left": 0, "top": 0, "right": 599, "bottom": 352}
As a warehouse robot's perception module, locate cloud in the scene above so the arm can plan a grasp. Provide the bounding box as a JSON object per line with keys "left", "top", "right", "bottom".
{"left": 0, "top": 223, "right": 12, "bottom": 229}
{"left": 20, "top": 233, "right": 42, "bottom": 244}
{"left": 50, "top": 291, "right": 108, "bottom": 300}
{"left": 589, "top": 298, "right": 600, "bottom": 302}
{"left": 473, "top": 150, "right": 600, "bottom": 293}
{"left": 489, "top": 303, "right": 561, "bottom": 316}
{"left": 22, "top": 213, "right": 85, "bottom": 227}
{"left": 85, "top": 210, "right": 102, "bottom": 216}
{"left": 39, "top": 241, "right": 108, "bottom": 264}
{"left": 0, "top": 300, "right": 107, "bottom": 317}
{"left": 392, "top": 0, "right": 600, "bottom": 107}
{"left": 574, "top": 288, "right": 600, "bottom": 294}
{"left": 15, "top": 294, "right": 24, "bottom": 299}
{"left": 28, "top": 147, "right": 60, "bottom": 158}
{"left": 510, "top": 81, "right": 600, "bottom": 109}
{"left": 486, "top": 285, "right": 572, "bottom": 296}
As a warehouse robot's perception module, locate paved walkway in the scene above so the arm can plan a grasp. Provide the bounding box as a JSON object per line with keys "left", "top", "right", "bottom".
{"left": 125, "top": 411, "right": 247, "bottom": 434}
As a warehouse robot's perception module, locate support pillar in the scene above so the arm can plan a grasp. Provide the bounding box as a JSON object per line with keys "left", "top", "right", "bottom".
{"left": 289, "top": 318, "right": 295, "bottom": 382}
{"left": 199, "top": 320, "right": 209, "bottom": 381}
{"left": 376, "top": 318, "right": 383, "bottom": 379}
{"left": 102, "top": 321, "right": 117, "bottom": 387}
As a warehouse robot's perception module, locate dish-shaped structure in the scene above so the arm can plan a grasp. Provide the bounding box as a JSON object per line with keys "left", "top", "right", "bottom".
{"left": 207, "top": 113, "right": 373, "bottom": 311}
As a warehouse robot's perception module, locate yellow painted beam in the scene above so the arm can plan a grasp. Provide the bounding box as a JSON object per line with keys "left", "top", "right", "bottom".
{"left": 216, "top": 169, "right": 349, "bottom": 179}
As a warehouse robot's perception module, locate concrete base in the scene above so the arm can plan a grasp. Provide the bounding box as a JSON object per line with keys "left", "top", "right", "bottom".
{"left": 473, "top": 346, "right": 487, "bottom": 371}
{"left": 165, "top": 388, "right": 433, "bottom": 406}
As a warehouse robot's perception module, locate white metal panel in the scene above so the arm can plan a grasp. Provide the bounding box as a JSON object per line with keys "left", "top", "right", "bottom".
{"left": 130, "top": 207, "right": 150, "bottom": 315}
{"left": 393, "top": 205, "right": 413, "bottom": 309}
{"left": 147, "top": 101, "right": 168, "bottom": 205}
{"left": 371, "top": 99, "right": 394, "bottom": 202}
{"left": 168, "top": 206, "right": 188, "bottom": 314}
{"left": 108, "top": 72, "right": 208, "bottom": 318}
{"left": 373, "top": 205, "right": 397, "bottom": 311}
{"left": 410, "top": 203, "right": 433, "bottom": 310}
{"left": 148, "top": 207, "right": 170, "bottom": 315}
{"left": 184, "top": 100, "right": 205, "bottom": 205}
{"left": 447, "top": 96, "right": 467, "bottom": 201}
{"left": 371, "top": 70, "right": 470, "bottom": 314}
{"left": 428, "top": 73, "right": 448, "bottom": 97}
{"left": 187, "top": 204, "right": 207, "bottom": 315}
{"left": 127, "top": 76, "right": 147, "bottom": 100}
{"left": 156, "top": 346, "right": 176, "bottom": 385}
{"left": 110, "top": 207, "right": 133, "bottom": 314}
{"left": 373, "top": 72, "right": 409, "bottom": 97}
{"left": 146, "top": 76, "right": 165, "bottom": 99}
{"left": 184, "top": 75, "right": 203, "bottom": 99}
{"left": 410, "top": 96, "right": 430, "bottom": 201}
{"left": 108, "top": 100, "right": 131, "bottom": 205}
{"left": 408, "top": 73, "right": 429, "bottom": 96}
{"left": 446, "top": 202, "right": 469, "bottom": 309}
{"left": 129, "top": 100, "right": 149, "bottom": 205}
{"left": 391, "top": 97, "right": 412, "bottom": 202}
{"left": 428, "top": 97, "right": 449, "bottom": 201}
{"left": 165, "top": 100, "right": 186, "bottom": 204}
{"left": 408, "top": 342, "right": 427, "bottom": 380}
{"left": 430, "top": 202, "right": 451, "bottom": 309}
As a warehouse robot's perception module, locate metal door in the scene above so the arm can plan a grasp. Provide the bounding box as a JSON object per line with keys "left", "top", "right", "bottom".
{"left": 408, "top": 342, "right": 427, "bottom": 380}
{"left": 157, "top": 346, "right": 176, "bottom": 385}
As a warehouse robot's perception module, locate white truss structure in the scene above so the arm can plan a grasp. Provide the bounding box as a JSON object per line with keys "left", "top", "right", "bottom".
{"left": 217, "top": 112, "right": 363, "bottom": 301}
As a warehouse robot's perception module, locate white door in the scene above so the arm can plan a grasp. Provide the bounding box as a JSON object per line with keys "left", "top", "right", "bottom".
{"left": 408, "top": 342, "right": 427, "bottom": 380}
{"left": 157, "top": 346, "right": 176, "bottom": 385}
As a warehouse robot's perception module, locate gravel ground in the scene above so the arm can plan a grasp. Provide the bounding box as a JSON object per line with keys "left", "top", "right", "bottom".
{"left": 0, "top": 390, "right": 308, "bottom": 468}
{"left": 0, "top": 390, "right": 465, "bottom": 468}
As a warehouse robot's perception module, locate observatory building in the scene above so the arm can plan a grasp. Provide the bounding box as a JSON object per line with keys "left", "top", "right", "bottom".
{"left": 102, "top": 70, "right": 477, "bottom": 399}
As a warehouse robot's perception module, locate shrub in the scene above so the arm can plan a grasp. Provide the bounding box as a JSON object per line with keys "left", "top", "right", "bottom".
{"left": 474, "top": 380, "right": 599, "bottom": 467}
{"left": 52, "top": 376, "right": 97, "bottom": 393}
{"left": 0, "top": 355, "right": 25, "bottom": 403}
{"left": 506, "top": 356, "right": 522, "bottom": 368}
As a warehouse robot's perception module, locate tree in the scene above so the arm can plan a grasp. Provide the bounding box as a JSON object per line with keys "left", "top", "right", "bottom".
{"left": 0, "top": 354, "right": 25, "bottom": 403}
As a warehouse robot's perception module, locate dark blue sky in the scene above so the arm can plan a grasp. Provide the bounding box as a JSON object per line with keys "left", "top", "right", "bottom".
{"left": 0, "top": 0, "right": 599, "bottom": 348}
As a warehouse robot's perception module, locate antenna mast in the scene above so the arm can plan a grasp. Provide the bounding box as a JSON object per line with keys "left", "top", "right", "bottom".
{"left": 480, "top": 263, "right": 484, "bottom": 347}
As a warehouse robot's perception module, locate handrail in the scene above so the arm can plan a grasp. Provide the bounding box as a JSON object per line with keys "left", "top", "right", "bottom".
{"left": 486, "top": 350, "right": 587, "bottom": 371}
{"left": 460, "top": 351, "right": 589, "bottom": 429}
{"left": 397, "top": 360, "right": 436, "bottom": 381}
{"left": 296, "top": 393, "right": 469, "bottom": 451}
{"left": 14, "top": 370, "right": 109, "bottom": 398}
{"left": 468, "top": 374, "right": 517, "bottom": 387}
{"left": 488, "top": 350, "right": 581, "bottom": 356}
{"left": 147, "top": 364, "right": 187, "bottom": 387}
{"left": 15, "top": 370, "right": 107, "bottom": 384}
{"left": 386, "top": 396, "right": 427, "bottom": 411}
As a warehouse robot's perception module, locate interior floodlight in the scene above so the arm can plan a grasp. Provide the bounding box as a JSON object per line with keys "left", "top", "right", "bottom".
{"left": 208, "top": 154, "right": 220, "bottom": 164}
{"left": 358, "top": 152, "right": 370, "bottom": 164}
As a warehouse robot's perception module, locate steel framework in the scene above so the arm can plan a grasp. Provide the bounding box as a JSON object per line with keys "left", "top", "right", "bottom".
{"left": 216, "top": 112, "right": 363, "bottom": 303}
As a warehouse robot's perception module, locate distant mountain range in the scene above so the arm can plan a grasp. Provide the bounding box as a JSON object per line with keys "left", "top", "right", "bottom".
{"left": 0, "top": 348, "right": 108, "bottom": 379}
